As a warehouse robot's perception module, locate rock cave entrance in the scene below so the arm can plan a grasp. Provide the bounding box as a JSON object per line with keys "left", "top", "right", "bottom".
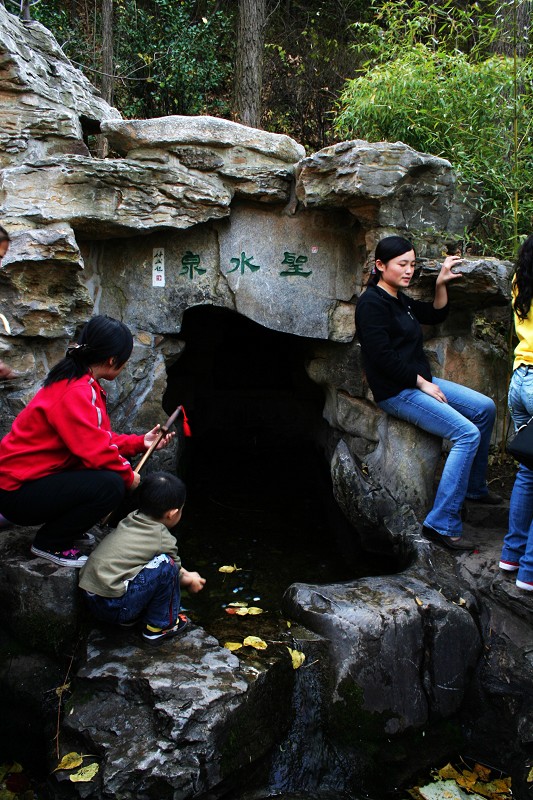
{"left": 162, "top": 305, "right": 397, "bottom": 631}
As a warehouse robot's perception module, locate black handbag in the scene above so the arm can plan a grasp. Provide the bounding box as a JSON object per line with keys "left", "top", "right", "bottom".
{"left": 507, "top": 416, "right": 533, "bottom": 469}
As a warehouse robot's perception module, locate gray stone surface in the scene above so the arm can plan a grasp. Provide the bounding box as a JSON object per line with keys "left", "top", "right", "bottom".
{"left": 296, "top": 140, "right": 476, "bottom": 236}
{"left": 0, "top": 5, "right": 120, "bottom": 169}
{"left": 102, "top": 115, "right": 305, "bottom": 162}
{"left": 59, "top": 625, "right": 295, "bottom": 799}
{"left": 0, "top": 526, "right": 80, "bottom": 654}
{"left": 1, "top": 155, "right": 231, "bottom": 236}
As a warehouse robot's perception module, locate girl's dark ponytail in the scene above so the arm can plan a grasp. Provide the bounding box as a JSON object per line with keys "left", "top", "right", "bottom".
{"left": 43, "top": 315, "right": 133, "bottom": 386}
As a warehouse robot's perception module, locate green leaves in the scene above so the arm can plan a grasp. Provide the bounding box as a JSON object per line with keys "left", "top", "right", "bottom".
{"left": 335, "top": 9, "right": 533, "bottom": 257}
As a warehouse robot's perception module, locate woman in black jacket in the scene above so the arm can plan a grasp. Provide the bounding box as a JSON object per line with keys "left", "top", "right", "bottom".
{"left": 356, "top": 235, "right": 499, "bottom": 550}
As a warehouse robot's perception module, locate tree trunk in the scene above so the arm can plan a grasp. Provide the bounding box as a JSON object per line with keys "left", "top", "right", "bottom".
{"left": 234, "top": 0, "right": 267, "bottom": 128}
{"left": 491, "top": 0, "right": 530, "bottom": 56}
{"left": 101, "top": 0, "right": 114, "bottom": 105}
{"left": 97, "top": 0, "right": 114, "bottom": 157}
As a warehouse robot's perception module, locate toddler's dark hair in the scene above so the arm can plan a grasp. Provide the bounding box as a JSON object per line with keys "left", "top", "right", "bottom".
{"left": 138, "top": 471, "right": 186, "bottom": 519}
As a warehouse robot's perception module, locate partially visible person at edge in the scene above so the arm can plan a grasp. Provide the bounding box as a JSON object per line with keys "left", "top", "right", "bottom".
{"left": 500, "top": 234, "right": 533, "bottom": 589}
{"left": 0, "top": 224, "right": 16, "bottom": 381}
{"left": 355, "top": 235, "right": 501, "bottom": 551}
{"left": 0, "top": 314, "right": 174, "bottom": 568}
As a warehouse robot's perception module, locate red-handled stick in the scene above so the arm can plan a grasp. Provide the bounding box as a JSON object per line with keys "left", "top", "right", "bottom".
{"left": 133, "top": 404, "right": 185, "bottom": 474}
{"left": 100, "top": 405, "right": 189, "bottom": 525}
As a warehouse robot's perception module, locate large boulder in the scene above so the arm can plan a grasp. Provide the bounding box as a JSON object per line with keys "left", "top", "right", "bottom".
{"left": 296, "top": 140, "right": 476, "bottom": 236}
{"left": 1, "top": 156, "right": 231, "bottom": 236}
{"left": 0, "top": 5, "right": 120, "bottom": 169}
{"left": 102, "top": 115, "right": 306, "bottom": 204}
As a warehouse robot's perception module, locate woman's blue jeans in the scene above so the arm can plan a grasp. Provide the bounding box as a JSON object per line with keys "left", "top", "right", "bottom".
{"left": 82, "top": 554, "right": 180, "bottom": 630}
{"left": 378, "top": 377, "right": 496, "bottom": 537}
{"left": 502, "top": 366, "right": 533, "bottom": 582}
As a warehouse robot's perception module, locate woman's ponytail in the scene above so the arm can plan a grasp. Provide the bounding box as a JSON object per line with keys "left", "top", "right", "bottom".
{"left": 43, "top": 316, "right": 133, "bottom": 386}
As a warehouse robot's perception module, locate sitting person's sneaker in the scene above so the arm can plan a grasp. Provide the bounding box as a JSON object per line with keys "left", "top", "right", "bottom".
{"left": 142, "top": 613, "right": 189, "bottom": 645}
{"left": 30, "top": 544, "right": 88, "bottom": 568}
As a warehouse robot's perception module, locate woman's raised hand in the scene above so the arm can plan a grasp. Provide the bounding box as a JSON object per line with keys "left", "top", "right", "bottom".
{"left": 436, "top": 255, "right": 463, "bottom": 286}
{"left": 143, "top": 424, "right": 176, "bottom": 451}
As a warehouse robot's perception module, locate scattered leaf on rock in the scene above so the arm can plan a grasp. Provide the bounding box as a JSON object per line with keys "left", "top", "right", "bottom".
{"left": 287, "top": 647, "right": 306, "bottom": 669}
{"left": 527, "top": 766, "right": 533, "bottom": 783}
{"left": 54, "top": 753, "right": 83, "bottom": 772}
{"left": 228, "top": 602, "right": 248, "bottom": 607}
{"left": 218, "top": 565, "right": 242, "bottom": 573}
{"left": 415, "top": 596, "right": 424, "bottom": 606}
{"left": 55, "top": 682, "right": 71, "bottom": 698}
{"left": 224, "top": 642, "right": 243, "bottom": 651}
{"left": 69, "top": 763, "right": 99, "bottom": 783}
{"left": 225, "top": 607, "right": 237, "bottom": 615}
{"left": 243, "top": 636, "right": 267, "bottom": 650}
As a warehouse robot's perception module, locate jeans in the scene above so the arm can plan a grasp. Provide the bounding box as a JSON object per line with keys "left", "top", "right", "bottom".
{"left": 501, "top": 366, "right": 533, "bottom": 582}
{"left": 378, "top": 377, "right": 496, "bottom": 536}
{"left": 0, "top": 470, "right": 125, "bottom": 548}
{"left": 82, "top": 554, "right": 180, "bottom": 630}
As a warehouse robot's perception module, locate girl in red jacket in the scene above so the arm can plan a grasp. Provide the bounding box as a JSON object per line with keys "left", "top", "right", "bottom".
{"left": 0, "top": 315, "right": 173, "bottom": 567}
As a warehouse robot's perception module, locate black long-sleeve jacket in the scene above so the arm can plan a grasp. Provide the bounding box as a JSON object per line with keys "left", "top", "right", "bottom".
{"left": 355, "top": 283, "right": 448, "bottom": 402}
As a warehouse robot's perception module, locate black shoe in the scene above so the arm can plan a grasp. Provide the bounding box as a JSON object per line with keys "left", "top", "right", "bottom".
{"left": 466, "top": 491, "right": 503, "bottom": 505}
{"left": 31, "top": 544, "right": 88, "bottom": 568}
{"left": 142, "top": 614, "right": 189, "bottom": 645}
{"left": 421, "top": 526, "right": 476, "bottom": 551}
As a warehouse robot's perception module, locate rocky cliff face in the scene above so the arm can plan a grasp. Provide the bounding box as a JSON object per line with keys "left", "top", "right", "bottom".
{"left": 0, "top": 7, "right": 525, "bottom": 800}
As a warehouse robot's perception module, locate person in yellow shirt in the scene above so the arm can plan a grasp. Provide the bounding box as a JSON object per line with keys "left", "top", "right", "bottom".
{"left": 500, "top": 234, "right": 533, "bottom": 589}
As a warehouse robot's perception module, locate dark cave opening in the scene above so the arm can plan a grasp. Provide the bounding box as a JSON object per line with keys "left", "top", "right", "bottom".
{"left": 162, "top": 306, "right": 396, "bottom": 631}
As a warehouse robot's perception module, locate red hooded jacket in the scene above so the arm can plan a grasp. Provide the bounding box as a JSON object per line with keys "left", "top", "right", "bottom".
{"left": 0, "top": 375, "right": 146, "bottom": 491}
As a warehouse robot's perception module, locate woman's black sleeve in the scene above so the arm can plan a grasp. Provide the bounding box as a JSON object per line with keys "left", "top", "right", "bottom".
{"left": 356, "top": 295, "right": 419, "bottom": 388}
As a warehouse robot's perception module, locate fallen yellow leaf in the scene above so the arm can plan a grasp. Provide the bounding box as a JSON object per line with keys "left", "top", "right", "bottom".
{"left": 415, "top": 596, "right": 423, "bottom": 606}
{"left": 54, "top": 752, "right": 83, "bottom": 771}
{"left": 527, "top": 766, "right": 533, "bottom": 783}
{"left": 234, "top": 606, "right": 264, "bottom": 616}
{"left": 69, "top": 763, "right": 99, "bottom": 783}
{"left": 438, "top": 764, "right": 462, "bottom": 781}
{"left": 224, "top": 642, "right": 243, "bottom": 651}
{"left": 243, "top": 636, "right": 267, "bottom": 650}
{"left": 228, "top": 602, "right": 248, "bottom": 607}
{"left": 55, "top": 682, "right": 71, "bottom": 698}
{"left": 287, "top": 647, "right": 306, "bottom": 669}
{"left": 473, "top": 763, "right": 491, "bottom": 781}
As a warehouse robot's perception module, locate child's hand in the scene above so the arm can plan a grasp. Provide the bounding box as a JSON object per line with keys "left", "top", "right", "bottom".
{"left": 180, "top": 568, "right": 206, "bottom": 593}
